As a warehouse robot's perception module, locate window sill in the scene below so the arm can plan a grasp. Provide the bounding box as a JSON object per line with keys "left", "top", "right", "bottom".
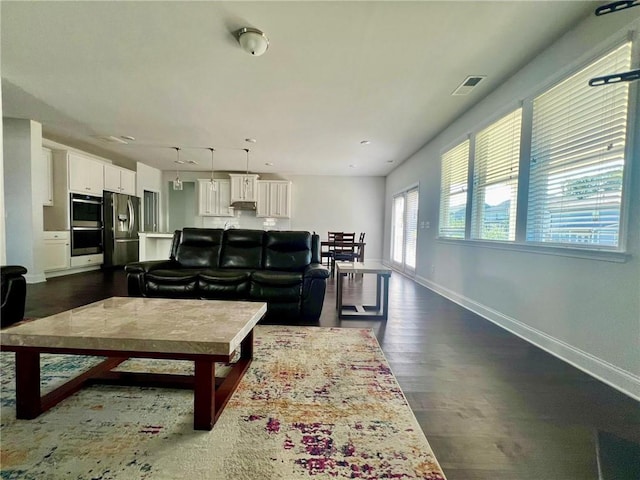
{"left": 436, "top": 237, "right": 631, "bottom": 263}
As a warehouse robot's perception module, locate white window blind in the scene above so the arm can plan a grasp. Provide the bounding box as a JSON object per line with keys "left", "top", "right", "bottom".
{"left": 405, "top": 188, "right": 419, "bottom": 269}
{"left": 392, "top": 194, "right": 405, "bottom": 263}
{"left": 471, "top": 108, "right": 522, "bottom": 241}
{"left": 527, "top": 42, "right": 632, "bottom": 249}
{"left": 439, "top": 140, "right": 469, "bottom": 238}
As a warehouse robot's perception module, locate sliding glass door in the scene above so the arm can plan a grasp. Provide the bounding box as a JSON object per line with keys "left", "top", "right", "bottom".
{"left": 391, "top": 186, "right": 419, "bottom": 274}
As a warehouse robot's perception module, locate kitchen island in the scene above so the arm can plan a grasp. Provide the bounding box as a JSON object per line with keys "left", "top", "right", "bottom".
{"left": 138, "top": 232, "right": 174, "bottom": 261}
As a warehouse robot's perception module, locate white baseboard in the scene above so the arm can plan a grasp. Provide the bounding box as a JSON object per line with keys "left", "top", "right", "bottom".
{"left": 24, "top": 273, "right": 47, "bottom": 284}
{"left": 44, "top": 265, "right": 102, "bottom": 280}
{"left": 413, "top": 274, "right": 640, "bottom": 401}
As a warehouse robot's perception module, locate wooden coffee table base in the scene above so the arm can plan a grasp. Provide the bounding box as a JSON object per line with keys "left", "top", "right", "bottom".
{"left": 9, "top": 329, "right": 254, "bottom": 431}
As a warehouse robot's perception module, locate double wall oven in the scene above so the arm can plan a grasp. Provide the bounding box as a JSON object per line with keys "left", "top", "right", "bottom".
{"left": 70, "top": 193, "right": 103, "bottom": 256}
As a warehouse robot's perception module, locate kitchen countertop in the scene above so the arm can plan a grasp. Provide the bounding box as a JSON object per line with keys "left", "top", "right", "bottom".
{"left": 138, "top": 232, "right": 174, "bottom": 238}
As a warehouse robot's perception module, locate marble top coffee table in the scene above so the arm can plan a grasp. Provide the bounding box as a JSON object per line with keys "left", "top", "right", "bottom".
{"left": 0, "top": 297, "right": 267, "bottom": 430}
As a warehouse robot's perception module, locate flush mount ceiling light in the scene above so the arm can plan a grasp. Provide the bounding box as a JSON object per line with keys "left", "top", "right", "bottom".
{"left": 236, "top": 27, "right": 269, "bottom": 56}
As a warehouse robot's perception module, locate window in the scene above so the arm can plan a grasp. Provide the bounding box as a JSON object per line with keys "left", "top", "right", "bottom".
{"left": 436, "top": 40, "right": 634, "bottom": 255}
{"left": 391, "top": 195, "right": 405, "bottom": 264}
{"left": 439, "top": 140, "right": 469, "bottom": 238}
{"left": 527, "top": 42, "right": 632, "bottom": 249}
{"left": 392, "top": 187, "right": 419, "bottom": 272}
{"left": 471, "top": 109, "right": 522, "bottom": 241}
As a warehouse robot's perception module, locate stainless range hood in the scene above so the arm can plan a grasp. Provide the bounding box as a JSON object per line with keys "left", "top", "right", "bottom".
{"left": 230, "top": 201, "right": 257, "bottom": 211}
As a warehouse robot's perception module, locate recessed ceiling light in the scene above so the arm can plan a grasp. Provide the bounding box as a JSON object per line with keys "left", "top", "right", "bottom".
{"left": 174, "top": 160, "right": 185, "bottom": 165}
{"left": 245, "top": 138, "right": 257, "bottom": 143}
{"left": 187, "top": 160, "right": 198, "bottom": 165}
{"left": 349, "top": 164, "right": 357, "bottom": 168}
{"left": 120, "top": 135, "right": 135, "bottom": 142}
{"left": 360, "top": 140, "right": 371, "bottom": 145}
{"left": 387, "top": 160, "right": 394, "bottom": 163}
{"left": 264, "top": 162, "right": 273, "bottom": 166}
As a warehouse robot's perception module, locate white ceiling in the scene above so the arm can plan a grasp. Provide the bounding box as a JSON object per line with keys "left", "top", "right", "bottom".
{"left": 1, "top": 1, "right": 596, "bottom": 176}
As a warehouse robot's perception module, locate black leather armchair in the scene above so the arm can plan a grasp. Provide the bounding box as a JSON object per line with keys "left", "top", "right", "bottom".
{"left": 1, "top": 265, "right": 27, "bottom": 328}
{"left": 126, "top": 229, "right": 330, "bottom": 323}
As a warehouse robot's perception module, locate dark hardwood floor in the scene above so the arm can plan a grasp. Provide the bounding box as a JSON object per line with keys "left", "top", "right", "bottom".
{"left": 21, "top": 269, "right": 640, "bottom": 479}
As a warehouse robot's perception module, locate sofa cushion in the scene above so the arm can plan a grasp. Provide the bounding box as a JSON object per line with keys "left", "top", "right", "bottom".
{"left": 263, "top": 231, "right": 312, "bottom": 272}
{"left": 197, "top": 269, "right": 251, "bottom": 299}
{"left": 174, "top": 228, "right": 223, "bottom": 268}
{"left": 145, "top": 269, "right": 199, "bottom": 298}
{"left": 250, "top": 271, "right": 303, "bottom": 302}
{"left": 220, "top": 229, "right": 265, "bottom": 269}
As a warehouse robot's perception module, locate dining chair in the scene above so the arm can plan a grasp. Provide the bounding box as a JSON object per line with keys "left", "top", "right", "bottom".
{"left": 326, "top": 231, "right": 342, "bottom": 268}
{"left": 331, "top": 232, "right": 356, "bottom": 276}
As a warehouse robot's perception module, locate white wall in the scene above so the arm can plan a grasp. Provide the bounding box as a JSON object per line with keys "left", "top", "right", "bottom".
{"left": 0, "top": 77, "right": 5, "bottom": 265}
{"left": 3, "top": 118, "right": 46, "bottom": 282}
{"left": 288, "top": 175, "right": 385, "bottom": 261}
{"left": 384, "top": 12, "right": 640, "bottom": 399}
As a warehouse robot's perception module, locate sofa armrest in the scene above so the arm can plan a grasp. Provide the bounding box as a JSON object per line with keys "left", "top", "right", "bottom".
{"left": 303, "top": 263, "right": 330, "bottom": 279}
{"left": 125, "top": 260, "right": 180, "bottom": 297}
{"left": 125, "top": 260, "right": 179, "bottom": 274}
{"left": 301, "top": 263, "right": 329, "bottom": 321}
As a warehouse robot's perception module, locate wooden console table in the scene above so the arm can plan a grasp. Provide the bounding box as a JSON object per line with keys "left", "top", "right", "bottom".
{"left": 335, "top": 261, "right": 392, "bottom": 321}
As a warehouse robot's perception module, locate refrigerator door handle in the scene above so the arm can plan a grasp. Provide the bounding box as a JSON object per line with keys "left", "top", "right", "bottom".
{"left": 127, "top": 197, "right": 135, "bottom": 236}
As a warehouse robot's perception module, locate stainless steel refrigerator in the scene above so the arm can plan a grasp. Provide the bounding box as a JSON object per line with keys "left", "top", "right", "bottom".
{"left": 103, "top": 191, "right": 140, "bottom": 267}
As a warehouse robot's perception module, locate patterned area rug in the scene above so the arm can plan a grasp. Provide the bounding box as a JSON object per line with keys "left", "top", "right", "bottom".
{"left": 1, "top": 326, "right": 446, "bottom": 479}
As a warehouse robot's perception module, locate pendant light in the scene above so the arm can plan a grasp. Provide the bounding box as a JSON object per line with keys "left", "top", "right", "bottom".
{"left": 243, "top": 148, "right": 251, "bottom": 197}
{"left": 172, "top": 147, "right": 183, "bottom": 191}
{"left": 208, "top": 147, "right": 217, "bottom": 191}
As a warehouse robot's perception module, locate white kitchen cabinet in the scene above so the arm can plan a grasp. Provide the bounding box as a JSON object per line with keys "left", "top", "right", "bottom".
{"left": 70, "top": 253, "right": 103, "bottom": 268}
{"left": 42, "top": 147, "right": 54, "bottom": 206}
{"left": 104, "top": 164, "right": 136, "bottom": 195}
{"left": 229, "top": 174, "right": 259, "bottom": 203}
{"left": 256, "top": 180, "right": 292, "bottom": 218}
{"left": 68, "top": 152, "right": 104, "bottom": 194}
{"left": 43, "top": 231, "right": 70, "bottom": 272}
{"left": 197, "top": 179, "right": 234, "bottom": 216}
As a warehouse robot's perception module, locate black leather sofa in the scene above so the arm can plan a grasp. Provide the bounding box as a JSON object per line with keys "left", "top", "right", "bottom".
{"left": 125, "top": 228, "right": 330, "bottom": 323}
{"left": 1, "top": 265, "right": 28, "bottom": 328}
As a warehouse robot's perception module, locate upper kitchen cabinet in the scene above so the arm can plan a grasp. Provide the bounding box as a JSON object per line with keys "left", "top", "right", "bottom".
{"left": 197, "top": 179, "right": 233, "bottom": 216}
{"left": 104, "top": 164, "right": 136, "bottom": 195}
{"left": 229, "top": 174, "right": 260, "bottom": 203}
{"left": 256, "top": 180, "right": 292, "bottom": 218}
{"left": 67, "top": 152, "right": 104, "bottom": 194}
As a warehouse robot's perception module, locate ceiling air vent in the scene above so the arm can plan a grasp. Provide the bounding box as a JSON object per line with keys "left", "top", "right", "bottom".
{"left": 452, "top": 75, "right": 486, "bottom": 96}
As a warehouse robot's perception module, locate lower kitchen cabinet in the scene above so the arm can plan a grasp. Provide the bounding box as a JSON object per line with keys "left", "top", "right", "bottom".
{"left": 43, "top": 231, "right": 70, "bottom": 272}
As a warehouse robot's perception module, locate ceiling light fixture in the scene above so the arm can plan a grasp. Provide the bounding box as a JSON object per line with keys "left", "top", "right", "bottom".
{"left": 236, "top": 27, "right": 269, "bottom": 56}
{"left": 360, "top": 140, "right": 371, "bottom": 145}
{"left": 173, "top": 147, "right": 183, "bottom": 190}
